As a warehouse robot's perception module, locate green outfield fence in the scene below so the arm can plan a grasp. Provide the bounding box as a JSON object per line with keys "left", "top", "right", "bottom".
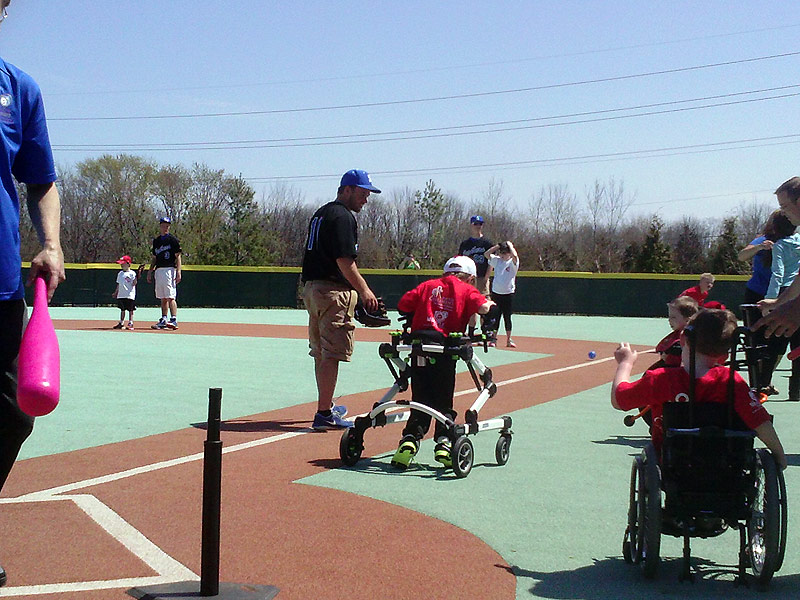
{"left": 25, "top": 264, "right": 750, "bottom": 318}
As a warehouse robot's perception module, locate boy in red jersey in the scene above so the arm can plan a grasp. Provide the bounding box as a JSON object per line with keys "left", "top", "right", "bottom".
{"left": 653, "top": 296, "right": 699, "bottom": 369}
{"left": 391, "top": 255, "right": 495, "bottom": 469}
{"left": 611, "top": 309, "right": 786, "bottom": 470}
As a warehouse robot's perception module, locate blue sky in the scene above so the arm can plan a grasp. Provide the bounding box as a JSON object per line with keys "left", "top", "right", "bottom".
{"left": 3, "top": 1, "right": 798, "bottom": 222}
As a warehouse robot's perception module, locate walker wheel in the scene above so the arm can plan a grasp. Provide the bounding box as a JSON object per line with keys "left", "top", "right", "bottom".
{"left": 339, "top": 428, "right": 363, "bottom": 466}
{"left": 495, "top": 434, "right": 511, "bottom": 466}
{"left": 452, "top": 436, "right": 474, "bottom": 478}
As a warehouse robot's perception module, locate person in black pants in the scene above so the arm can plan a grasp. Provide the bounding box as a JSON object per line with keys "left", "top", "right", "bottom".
{"left": 0, "top": 0, "right": 65, "bottom": 585}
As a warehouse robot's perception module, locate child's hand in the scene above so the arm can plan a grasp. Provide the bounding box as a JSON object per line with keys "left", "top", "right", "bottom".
{"left": 614, "top": 342, "right": 637, "bottom": 364}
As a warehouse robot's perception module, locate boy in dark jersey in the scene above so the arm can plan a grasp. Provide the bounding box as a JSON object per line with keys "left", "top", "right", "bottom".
{"left": 391, "top": 255, "right": 495, "bottom": 469}
{"left": 458, "top": 215, "right": 493, "bottom": 335}
{"left": 147, "top": 216, "right": 182, "bottom": 330}
{"left": 611, "top": 309, "right": 786, "bottom": 470}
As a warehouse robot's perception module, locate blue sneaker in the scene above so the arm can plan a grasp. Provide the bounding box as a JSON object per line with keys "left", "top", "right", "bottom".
{"left": 312, "top": 411, "right": 353, "bottom": 430}
{"left": 331, "top": 404, "right": 348, "bottom": 417}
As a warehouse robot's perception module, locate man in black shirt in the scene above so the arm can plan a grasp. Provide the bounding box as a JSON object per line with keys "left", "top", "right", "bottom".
{"left": 458, "top": 215, "right": 493, "bottom": 334}
{"left": 301, "top": 169, "right": 380, "bottom": 429}
{"left": 147, "top": 216, "right": 182, "bottom": 330}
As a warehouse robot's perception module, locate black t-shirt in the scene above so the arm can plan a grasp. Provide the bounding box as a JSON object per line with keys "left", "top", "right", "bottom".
{"left": 152, "top": 234, "right": 182, "bottom": 268}
{"left": 301, "top": 200, "right": 358, "bottom": 285}
{"left": 458, "top": 236, "right": 494, "bottom": 277}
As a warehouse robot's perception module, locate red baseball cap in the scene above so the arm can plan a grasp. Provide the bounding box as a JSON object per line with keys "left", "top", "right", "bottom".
{"left": 116, "top": 255, "right": 132, "bottom": 264}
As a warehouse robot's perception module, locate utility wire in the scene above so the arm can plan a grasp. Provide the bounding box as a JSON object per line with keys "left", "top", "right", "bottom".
{"left": 241, "top": 135, "right": 800, "bottom": 182}
{"left": 52, "top": 88, "right": 800, "bottom": 151}
{"left": 45, "top": 23, "right": 800, "bottom": 97}
{"left": 48, "top": 50, "right": 800, "bottom": 122}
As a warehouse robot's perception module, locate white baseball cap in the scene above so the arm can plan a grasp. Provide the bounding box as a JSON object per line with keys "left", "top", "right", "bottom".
{"left": 443, "top": 255, "right": 477, "bottom": 278}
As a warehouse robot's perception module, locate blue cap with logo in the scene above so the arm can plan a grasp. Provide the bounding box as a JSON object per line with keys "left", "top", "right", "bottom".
{"left": 160, "top": 216, "right": 172, "bottom": 223}
{"left": 470, "top": 215, "right": 485, "bottom": 225}
{"left": 340, "top": 169, "right": 381, "bottom": 193}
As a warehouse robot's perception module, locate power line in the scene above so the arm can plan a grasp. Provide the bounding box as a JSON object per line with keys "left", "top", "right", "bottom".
{"left": 48, "top": 50, "right": 800, "bottom": 122}
{"left": 240, "top": 134, "right": 800, "bottom": 182}
{"left": 44, "top": 23, "right": 800, "bottom": 97}
{"left": 52, "top": 88, "right": 800, "bottom": 151}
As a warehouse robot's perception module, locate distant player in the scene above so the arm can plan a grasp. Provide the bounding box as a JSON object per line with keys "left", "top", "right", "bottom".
{"left": 147, "top": 216, "right": 182, "bottom": 330}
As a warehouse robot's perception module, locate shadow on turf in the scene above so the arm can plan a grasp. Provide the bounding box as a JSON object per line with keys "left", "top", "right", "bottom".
{"left": 591, "top": 435, "right": 650, "bottom": 450}
{"left": 308, "top": 455, "right": 503, "bottom": 479}
{"left": 501, "top": 556, "right": 800, "bottom": 598}
{"left": 191, "top": 419, "right": 310, "bottom": 433}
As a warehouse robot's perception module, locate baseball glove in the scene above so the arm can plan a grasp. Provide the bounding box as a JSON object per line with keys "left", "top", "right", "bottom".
{"left": 354, "top": 296, "right": 391, "bottom": 327}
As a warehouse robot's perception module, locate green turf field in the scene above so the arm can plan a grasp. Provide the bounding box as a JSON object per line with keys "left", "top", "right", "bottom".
{"left": 21, "top": 308, "right": 800, "bottom": 599}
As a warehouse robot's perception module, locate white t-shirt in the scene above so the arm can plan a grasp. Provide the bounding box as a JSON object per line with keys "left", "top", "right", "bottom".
{"left": 116, "top": 270, "right": 137, "bottom": 300}
{"left": 488, "top": 255, "right": 518, "bottom": 294}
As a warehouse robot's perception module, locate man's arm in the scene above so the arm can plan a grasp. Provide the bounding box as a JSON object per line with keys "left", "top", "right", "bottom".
{"left": 175, "top": 252, "right": 182, "bottom": 284}
{"left": 754, "top": 293, "right": 800, "bottom": 338}
{"left": 336, "top": 257, "right": 378, "bottom": 311}
{"left": 26, "top": 182, "right": 65, "bottom": 301}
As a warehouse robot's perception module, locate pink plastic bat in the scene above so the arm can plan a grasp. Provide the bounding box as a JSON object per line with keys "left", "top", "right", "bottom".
{"left": 17, "top": 275, "right": 60, "bottom": 417}
{"left": 788, "top": 347, "right": 800, "bottom": 361}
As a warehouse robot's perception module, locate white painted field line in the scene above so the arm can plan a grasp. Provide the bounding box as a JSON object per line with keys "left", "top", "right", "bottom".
{"left": 10, "top": 430, "right": 307, "bottom": 501}
{"left": 454, "top": 355, "right": 615, "bottom": 397}
{"left": 9, "top": 354, "right": 620, "bottom": 501}
{"left": 68, "top": 494, "right": 197, "bottom": 580}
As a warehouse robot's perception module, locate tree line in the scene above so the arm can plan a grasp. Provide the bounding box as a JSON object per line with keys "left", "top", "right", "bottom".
{"left": 19, "top": 154, "right": 770, "bottom": 275}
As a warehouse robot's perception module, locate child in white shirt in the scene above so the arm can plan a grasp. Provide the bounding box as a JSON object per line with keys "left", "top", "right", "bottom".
{"left": 112, "top": 256, "right": 144, "bottom": 330}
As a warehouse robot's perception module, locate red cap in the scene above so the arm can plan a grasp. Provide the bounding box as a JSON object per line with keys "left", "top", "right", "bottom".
{"left": 116, "top": 255, "right": 132, "bottom": 264}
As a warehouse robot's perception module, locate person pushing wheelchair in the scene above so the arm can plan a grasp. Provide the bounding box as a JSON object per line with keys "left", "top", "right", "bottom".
{"left": 391, "top": 255, "right": 496, "bottom": 469}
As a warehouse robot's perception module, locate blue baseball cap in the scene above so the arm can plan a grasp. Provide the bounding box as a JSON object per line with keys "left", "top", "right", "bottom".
{"left": 340, "top": 169, "right": 381, "bottom": 193}
{"left": 160, "top": 216, "right": 172, "bottom": 223}
{"left": 470, "top": 215, "right": 484, "bottom": 224}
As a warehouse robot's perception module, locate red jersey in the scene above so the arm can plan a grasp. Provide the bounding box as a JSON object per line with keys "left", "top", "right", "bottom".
{"left": 616, "top": 366, "right": 770, "bottom": 452}
{"left": 680, "top": 285, "right": 708, "bottom": 306}
{"left": 397, "top": 274, "right": 488, "bottom": 335}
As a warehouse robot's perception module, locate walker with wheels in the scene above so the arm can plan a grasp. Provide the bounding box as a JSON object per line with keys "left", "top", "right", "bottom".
{"left": 339, "top": 316, "right": 512, "bottom": 478}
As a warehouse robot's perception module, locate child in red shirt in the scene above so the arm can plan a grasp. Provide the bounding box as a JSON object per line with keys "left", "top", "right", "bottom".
{"left": 653, "top": 296, "right": 699, "bottom": 369}
{"left": 391, "top": 255, "right": 495, "bottom": 469}
{"left": 611, "top": 309, "right": 786, "bottom": 469}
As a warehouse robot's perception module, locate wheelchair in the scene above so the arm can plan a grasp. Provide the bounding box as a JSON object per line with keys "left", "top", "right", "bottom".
{"left": 339, "top": 311, "right": 512, "bottom": 478}
{"left": 622, "top": 325, "right": 788, "bottom": 586}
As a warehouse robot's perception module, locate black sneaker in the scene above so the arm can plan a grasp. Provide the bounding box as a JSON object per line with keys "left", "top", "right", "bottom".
{"left": 0, "top": 563, "right": 6, "bottom": 587}
{"left": 112, "top": 322, "right": 124, "bottom": 329}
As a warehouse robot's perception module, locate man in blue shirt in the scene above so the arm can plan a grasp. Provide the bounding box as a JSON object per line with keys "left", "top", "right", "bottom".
{"left": 0, "top": 0, "right": 64, "bottom": 587}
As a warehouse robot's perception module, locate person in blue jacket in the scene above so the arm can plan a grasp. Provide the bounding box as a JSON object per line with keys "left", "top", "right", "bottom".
{"left": 0, "top": 0, "right": 65, "bottom": 587}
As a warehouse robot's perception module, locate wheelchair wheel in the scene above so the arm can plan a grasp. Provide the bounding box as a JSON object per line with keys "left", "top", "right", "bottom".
{"left": 622, "top": 457, "right": 641, "bottom": 565}
{"left": 452, "top": 436, "right": 474, "bottom": 478}
{"left": 638, "top": 444, "right": 662, "bottom": 579}
{"left": 495, "top": 434, "right": 511, "bottom": 466}
{"left": 623, "top": 458, "right": 639, "bottom": 564}
{"left": 776, "top": 467, "right": 788, "bottom": 571}
{"left": 748, "top": 449, "right": 781, "bottom": 583}
{"left": 339, "top": 428, "right": 363, "bottom": 467}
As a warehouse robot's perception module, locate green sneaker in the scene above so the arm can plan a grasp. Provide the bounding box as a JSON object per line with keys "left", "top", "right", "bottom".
{"left": 391, "top": 439, "right": 418, "bottom": 470}
{"left": 434, "top": 440, "right": 452, "bottom": 468}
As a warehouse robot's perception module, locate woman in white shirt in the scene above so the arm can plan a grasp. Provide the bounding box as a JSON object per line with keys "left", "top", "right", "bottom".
{"left": 484, "top": 241, "right": 519, "bottom": 348}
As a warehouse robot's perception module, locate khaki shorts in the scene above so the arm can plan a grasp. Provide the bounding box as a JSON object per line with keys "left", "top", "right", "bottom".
{"left": 303, "top": 280, "right": 357, "bottom": 362}
{"left": 476, "top": 274, "right": 490, "bottom": 297}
